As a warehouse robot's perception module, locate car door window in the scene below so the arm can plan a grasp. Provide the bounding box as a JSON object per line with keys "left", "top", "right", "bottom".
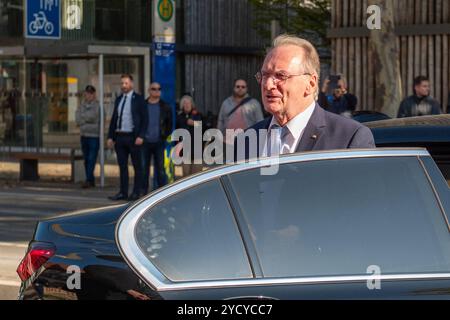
{"left": 135, "top": 179, "right": 252, "bottom": 282}
{"left": 228, "top": 157, "right": 450, "bottom": 278}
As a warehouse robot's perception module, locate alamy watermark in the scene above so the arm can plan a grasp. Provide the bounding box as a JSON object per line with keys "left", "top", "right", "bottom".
{"left": 66, "top": 265, "right": 81, "bottom": 290}
{"left": 366, "top": 265, "right": 382, "bottom": 290}
{"left": 171, "top": 123, "right": 281, "bottom": 175}
{"left": 366, "top": 5, "right": 381, "bottom": 30}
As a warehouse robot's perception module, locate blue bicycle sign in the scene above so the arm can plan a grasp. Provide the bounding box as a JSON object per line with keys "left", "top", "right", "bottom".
{"left": 29, "top": 11, "right": 54, "bottom": 35}
{"left": 25, "top": 0, "right": 61, "bottom": 39}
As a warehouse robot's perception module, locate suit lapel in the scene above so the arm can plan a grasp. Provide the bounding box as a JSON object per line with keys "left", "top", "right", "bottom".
{"left": 295, "top": 104, "right": 326, "bottom": 152}
{"left": 257, "top": 117, "right": 272, "bottom": 155}
{"left": 243, "top": 117, "right": 272, "bottom": 160}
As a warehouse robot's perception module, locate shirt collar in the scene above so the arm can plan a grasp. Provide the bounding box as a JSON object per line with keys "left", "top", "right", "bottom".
{"left": 268, "top": 101, "right": 316, "bottom": 140}
{"left": 124, "top": 90, "right": 134, "bottom": 98}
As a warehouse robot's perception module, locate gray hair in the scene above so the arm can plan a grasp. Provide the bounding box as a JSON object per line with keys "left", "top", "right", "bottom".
{"left": 272, "top": 34, "right": 321, "bottom": 99}
{"left": 179, "top": 95, "right": 196, "bottom": 110}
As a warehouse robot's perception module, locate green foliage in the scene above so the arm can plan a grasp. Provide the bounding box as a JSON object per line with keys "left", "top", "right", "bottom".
{"left": 249, "top": 0, "right": 331, "bottom": 50}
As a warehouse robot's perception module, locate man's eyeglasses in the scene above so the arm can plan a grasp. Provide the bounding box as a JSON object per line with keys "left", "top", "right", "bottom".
{"left": 255, "top": 70, "right": 312, "bottom": 84}
{"left": 150, "top": 87, "right": 161, "bottom": 91}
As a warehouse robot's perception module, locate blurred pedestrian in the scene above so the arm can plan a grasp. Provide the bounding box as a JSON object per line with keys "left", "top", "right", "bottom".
{"left": 107, "top": 74, "right": 148, "bottom": 201}
{"left": 318, "top": 74, "right": 357, "bottom": 117}
{"left": 141, "top": 82, "right": 173, "bottom": 194}
{"left": 75, "top": 85, "right": 100, "bottom": 189}
{"left": 217, "top": 79, "right": 264, "bottom": 137}
{"left": 397, "top": 76, "right": 442, "bottom": 118}
{"left": 176, "top": 95, "right": 203, "bottom": 177}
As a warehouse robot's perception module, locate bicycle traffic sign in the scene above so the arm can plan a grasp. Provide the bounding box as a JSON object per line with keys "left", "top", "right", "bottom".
{"left": 25, "top": 0, "right": 61, "bottom": 39}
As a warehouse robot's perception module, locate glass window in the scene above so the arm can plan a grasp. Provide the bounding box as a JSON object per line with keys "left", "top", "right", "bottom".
{"left": 0, "top": 0, "right": 23, "bottom": 38}
{"left": 0, "top": 56, "right": 143, "bottom": 149}
{"left": 0, "top": 60, "right": 23, "bottom": 147}
{"left": 135, "top": 179, "right": 253, "bottom": 282}
{"left": 95, "top": 0, "right": 152, "bottom": 42}
{"left": 228, "top": 157, "right": 450, "bottom": 278}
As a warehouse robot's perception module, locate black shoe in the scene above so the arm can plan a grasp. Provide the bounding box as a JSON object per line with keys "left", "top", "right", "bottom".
{"left": 81, "top": 181, "right": 91, "bottom": 189}
{"left": 108, "top": 193, "right": 128, "bottom": 201}
{"left": 128, "top": 193, "right": 141, "bottom": 201}
{"left": 81, "top": 181, "right": 95, "bottom": 189}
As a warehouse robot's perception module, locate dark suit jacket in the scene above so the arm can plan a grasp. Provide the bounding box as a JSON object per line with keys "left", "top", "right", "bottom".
{"left": 237, "top": 103, "right": 375, "bottom": 160}
{"left": 108, "top": 92, "right": 148, "bottom": 141}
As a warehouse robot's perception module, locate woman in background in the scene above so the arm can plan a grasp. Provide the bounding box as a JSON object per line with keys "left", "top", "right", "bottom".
{"left": 176, "top": 95, "right": 203, "bottom": 177}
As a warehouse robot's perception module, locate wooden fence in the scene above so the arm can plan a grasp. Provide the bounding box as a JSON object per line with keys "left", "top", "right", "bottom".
{"left": 329, "top": 0, "right": 449, "bottom": 113}
{"left": 180, "top": 0, "right": 267, "bottom": 115}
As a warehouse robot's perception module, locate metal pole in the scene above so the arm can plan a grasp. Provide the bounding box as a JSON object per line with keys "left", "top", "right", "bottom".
{"left": 99, "top": 54, "right": 105, "bottom": 188}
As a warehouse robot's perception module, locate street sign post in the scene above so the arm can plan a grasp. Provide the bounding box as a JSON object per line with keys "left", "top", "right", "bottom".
{"left": 25, "top": 0, "right": 61, "bottom": 39}
{"left": 153, "top": 42, "right": 176, "bottom": 111}
{"left": 153, "top": 0, "right": 176, "bottom": 43}
{"left": 152, "top": 0, "right": 176, "bottom": 122}
{"left": 152, "top": 0, "right": 177, "bottom": 186}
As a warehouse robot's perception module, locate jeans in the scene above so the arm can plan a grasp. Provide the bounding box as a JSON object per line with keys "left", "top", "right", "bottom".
{"left": 114, "top": 134, "right": 143, "bottom": 196}
{"left": 141, "top": 141, "right": 167, "bottom": 194}
{"left": 81, "top": 136, "right": 99, "bottom": 183}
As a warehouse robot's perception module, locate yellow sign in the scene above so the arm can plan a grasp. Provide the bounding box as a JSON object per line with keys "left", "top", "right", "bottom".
{"left": 158, "top": 0, "right": 174, "bottom": 22}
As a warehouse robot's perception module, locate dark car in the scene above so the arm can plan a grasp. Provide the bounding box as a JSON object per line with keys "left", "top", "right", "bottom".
{"left": 352, "top": 111, "right": 391, "bottom": 123}
{"left": 364, "top": 114, "right": 450, "bottom": 180}
{"left": 17, "top": 147, "right": 450, "bottom": 300}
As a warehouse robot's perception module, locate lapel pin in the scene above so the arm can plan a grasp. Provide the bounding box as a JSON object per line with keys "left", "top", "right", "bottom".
{"left": 311, "top": 134, "right": 318, "bottom": 140}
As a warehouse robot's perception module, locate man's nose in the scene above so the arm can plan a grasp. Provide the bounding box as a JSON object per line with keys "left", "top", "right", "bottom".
{"left": 263, "top": 77, "right": 277, "bottom": 91}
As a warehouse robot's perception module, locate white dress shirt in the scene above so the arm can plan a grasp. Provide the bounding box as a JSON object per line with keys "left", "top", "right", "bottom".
{"left": 116, "top": 90, "right": 135, "bottom": 132}
{"left": 263, "top": 101, "right": 316, "bottom": 156}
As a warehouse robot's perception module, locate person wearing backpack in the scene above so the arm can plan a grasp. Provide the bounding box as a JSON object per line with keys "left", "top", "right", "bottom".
{"left": 217, "top": 79, "right": 264, "bottom": 137}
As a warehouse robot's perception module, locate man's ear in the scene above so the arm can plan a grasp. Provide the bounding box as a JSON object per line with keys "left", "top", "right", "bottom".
{"left": 306, "top": 74, "right": 318, "bottom": 96}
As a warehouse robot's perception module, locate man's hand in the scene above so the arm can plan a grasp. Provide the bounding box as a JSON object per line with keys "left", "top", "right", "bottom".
{"left": 107, "top": 139, "right": 114, "bottom": 149}
{"left": 135, "top": 137, "right": 144, "bottom": 146}
{"left": 187, "top": 119, "right": 195, "bottom": 126}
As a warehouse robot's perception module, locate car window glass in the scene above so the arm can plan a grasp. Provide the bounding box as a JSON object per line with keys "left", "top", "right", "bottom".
{"left": 229, "top": 157, "right": 450, "bottom": 278}
{"left": 135, "top": 179, "right": 252, "bottom": 282}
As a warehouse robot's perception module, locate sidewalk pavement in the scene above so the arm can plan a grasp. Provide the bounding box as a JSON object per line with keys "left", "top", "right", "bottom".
{"left": 0, "top": 160, "right": 183, "bottom": 186}
{"left": 0, "top": 178, "right": 123, "bottom": 301}
{"left": 0, "top": 159, "right": 185, "bottom": 300}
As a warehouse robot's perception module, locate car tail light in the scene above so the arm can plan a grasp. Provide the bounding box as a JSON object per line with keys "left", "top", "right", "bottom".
{"left": 17, "top": 242, "right": 55, "bottom": 282}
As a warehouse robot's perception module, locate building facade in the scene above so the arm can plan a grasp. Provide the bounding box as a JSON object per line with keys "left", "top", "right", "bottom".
{"left": 329, "top": 0, "right": 450, "bottom": 113}
{"left": 0, "top": 0, "right": 330, "bottom": 152}
{"left": 0, "top": 0, "right": 152, "bottom": 149}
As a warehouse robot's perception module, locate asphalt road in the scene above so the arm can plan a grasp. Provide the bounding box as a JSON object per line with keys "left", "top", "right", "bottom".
{"left": 0, "top": 182, "right": 124, "bottom": 300}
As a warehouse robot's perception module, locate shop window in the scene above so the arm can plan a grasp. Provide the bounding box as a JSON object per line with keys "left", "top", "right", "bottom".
{"left": 0, "top": 0, "right": 23, "bottom": 37}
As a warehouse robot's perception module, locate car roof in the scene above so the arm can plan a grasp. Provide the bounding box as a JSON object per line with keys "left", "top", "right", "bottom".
{"left": 364, "top": 114, "right": 450, "bottom": 129}
{"left": 365, "top": 115, "right": 450, "bottom": 144}
{"left": 133, "top": 148, "right": 431, "bottom": 202}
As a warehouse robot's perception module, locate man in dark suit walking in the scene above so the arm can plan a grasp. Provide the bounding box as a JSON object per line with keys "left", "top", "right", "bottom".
{"left": 107, "top": 74, "right": 148, "bottom": 201}
{"left": 237, "top": 34, "right": 374, "bottom": 161}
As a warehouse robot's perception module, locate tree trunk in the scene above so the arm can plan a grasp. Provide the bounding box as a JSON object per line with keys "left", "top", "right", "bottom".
{"left": 368, "top": 0, "right": 403, "bottom": 118}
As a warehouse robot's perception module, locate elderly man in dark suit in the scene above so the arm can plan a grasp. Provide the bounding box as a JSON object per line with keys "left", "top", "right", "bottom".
{"left": 107, "top": 74, "right": 148, "bottom": 201}
{"left": 236, "top": 34, "right": 374, "bottom": 161}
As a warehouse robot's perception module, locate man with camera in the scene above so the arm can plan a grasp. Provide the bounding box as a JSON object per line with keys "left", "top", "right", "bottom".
{"left": 318, "top": 74, "right": 357, "bottom": 117}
